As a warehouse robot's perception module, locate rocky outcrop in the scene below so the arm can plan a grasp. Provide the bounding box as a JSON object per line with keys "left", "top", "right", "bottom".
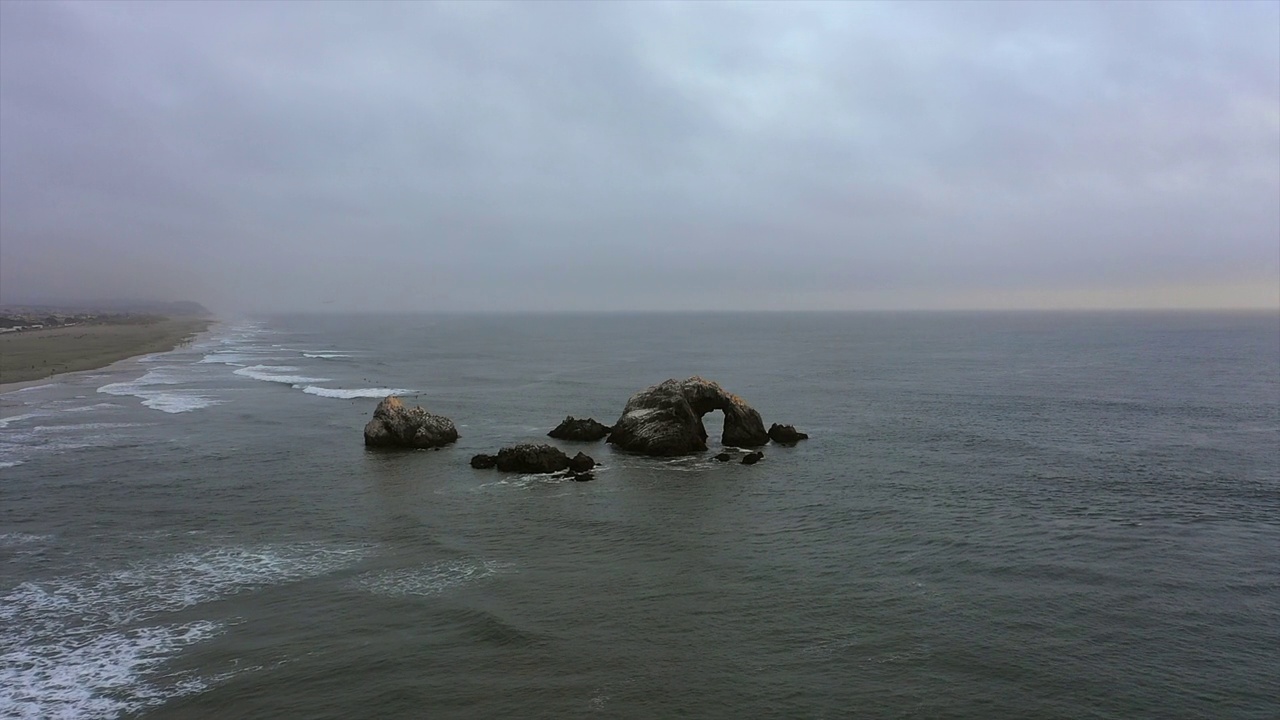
{"left": 569, "top": 452, "right": 595, "bottom": 473}
{"left": 548, "top": 416, "right": 612, "bottom": 442}
{"left": 768, "top": 424, "right": 809, "bottom": 445}
{"left": 364, "top": 396, "right": 458, "bottom": 449}
{"left": 490, "top": 443, "right": 593, "bottom": 474}
{"left": 470, "top": 454, "right": 497, "bottom": 469}
{"left": 607, "top": 377, "right": 769, "bottom": 456}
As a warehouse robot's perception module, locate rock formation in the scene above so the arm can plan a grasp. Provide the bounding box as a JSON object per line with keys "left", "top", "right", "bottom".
{"left": 489, "top": 443, "right": 593, "bottom": 474}
{"left": 363, "top": 396, "right": 458, "bottom": 449}
{"left": 548, "top": 416, "right": 612, "bottom": 442}
{"left": 768, "top": 424, "right": 809, "bottom": 445}
{"left": 741, "top": 451, "right": 764, "bottom": 465}
{"left": 569, "top": 452, "right": 595, "bottom": 473}
{"left": 607, "top": 377, "right": 769, "bottom": 456}
{"left": 470, "top": 453, "right": 497, "bottom": 469}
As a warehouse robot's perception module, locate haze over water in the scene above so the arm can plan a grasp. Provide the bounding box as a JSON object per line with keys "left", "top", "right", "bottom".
{"left": 1, "top": 312, "right": 1277, "bottom": 718}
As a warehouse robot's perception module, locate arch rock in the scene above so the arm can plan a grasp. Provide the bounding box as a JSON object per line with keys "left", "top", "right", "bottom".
{"left": 606, "top": 377, "right": 769, "bottom": 456}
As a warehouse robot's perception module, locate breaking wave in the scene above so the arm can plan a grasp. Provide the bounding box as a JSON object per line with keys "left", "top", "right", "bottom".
{"left": 301, "top": 386, "right": 412, "bottom": 399}
{"left": 233, "top": 365, "right": 330, "bottom": 385}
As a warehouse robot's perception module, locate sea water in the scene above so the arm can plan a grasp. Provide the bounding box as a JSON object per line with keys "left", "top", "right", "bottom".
{"left": 1, "top": 312, "right": 1277, "bottom": 719}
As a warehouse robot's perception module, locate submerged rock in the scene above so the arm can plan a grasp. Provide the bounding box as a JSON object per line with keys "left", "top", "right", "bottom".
{"left": 548, "top": 416, "right": 612, "bottom": 442}
{"left": 570, "top": 471, "right": 595, "bottom": 482}
{"left": 607, "top": 377, "right": 769, "bottom": 456}
{"left": 493, "top": 443, "right": 591, "bottom": 474}
{"left": 768, "top": 424, "right": 809, "bottom": 445}
{"left": 741, "top": 451, "right": 765, "bottom": 465}
{"left": 470, "top": 453, "right": 497, "bottom": 469}
{"left": 363, "top": 396, "right": 458, "bottom": 449}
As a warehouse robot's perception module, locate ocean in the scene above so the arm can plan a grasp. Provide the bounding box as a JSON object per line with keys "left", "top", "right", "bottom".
{"left": 1, "top": 312, "right": 1277, "bottom": 719}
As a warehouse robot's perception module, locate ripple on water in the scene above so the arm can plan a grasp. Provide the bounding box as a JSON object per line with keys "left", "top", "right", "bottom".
{"left": 353, "top": 559, "right": 513, "bottom": 598}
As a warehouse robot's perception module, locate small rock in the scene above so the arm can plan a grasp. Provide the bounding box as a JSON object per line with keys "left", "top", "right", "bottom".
{"left": 495, "top": 443, "right": 573, "bottom": 473}
{"left": 714, "top": 452, "right": 732, "bottom": 462}
{"left": 569, "top": 451, "right": 596, "bottom": 472}
{"left": 570, "top": 472, "right": 595, "bottom": 482}
{"left": 470, "top": 454, "right": 497, "bottom": 469}
{"left": 548, "top": 416, "right": 613, "bottom": 442}
{"left": 768, "top": 423, "right": 808, "bottom": 445}
{"left": 741, "top": 451, "right": 764, "bottom": 465}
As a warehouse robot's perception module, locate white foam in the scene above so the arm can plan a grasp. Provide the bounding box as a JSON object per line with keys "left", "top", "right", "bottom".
{"left": 61, "top": 403, "right": 122, "bottom": 413}
{"left": 142, "top": 393, "right": 222, "bottom": 413}
{"left": 301, "top": 352, "right": 354, "bottom": 359}
{"left": 98, "top": 368, "right": 223, "bottom": 414}
{"left": 0, "top": 542, "right": 373, "bottom": 718}
{"left": 301, "top": 386, "right": 412, "bottom": 399}
{"left": 0, "top": 532, "right": 51, "bottom": 546}
{"left": 0, "top": 412, "right": 46, "bottom": 429}
{"left": 0, "top": 620, "right": 225, "bottom": 719}
{"left": 98, "top": 368, "right": 181, "bottom": 394}
{"left": 0, "top": 422, "right": 149, "bottom": 469}
{"left": 474, "top": 469, "right": 596, "bottom": 490}
{"left": 3, "top": 384, "right": 57, "bottom": 395}
{"left": 33, "top": 422, "right": 145, "bottom": 433}
{"left": 199, "top": 352, "right": 260, "bottom": 366}
{"left": 355, "top": 559, "right": 510, "bottom": 598}
{"left": 233, "top": 365, "right": 330, "bottom": 385}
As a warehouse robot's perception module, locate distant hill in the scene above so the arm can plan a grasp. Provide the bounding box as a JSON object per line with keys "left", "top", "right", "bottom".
{"left": 0, "top": 299, "right": 211, "bottom": 317}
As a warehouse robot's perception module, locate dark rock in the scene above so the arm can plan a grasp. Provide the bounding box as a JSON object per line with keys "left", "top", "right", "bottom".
{"left": 470, "top": 453, "right": 497, "bottom": 469}
{"left": 495, "top": 443, "right": 572, "bottom": 474}
{"left": 569, "top": 451, "right": 596, "bottom": 472}
{"left": 741, "top": 451, "right": 764, "bottom": 465}
{"left": 607, "top": 377, "right": 770, "bottom": 456}
{"left": 363, "top": 396, "right": 459, "bottom": 449}
{"left": 714, "top": 452, "right": 732, "bottom": 462}
{"left": 548, "top": 416, "right": 612, "bottom": 442}
{"left": 570, "top": 471, "right": 595, "bottom": 482}
{"left": 768, "top": 423, "right": 809, "bottom": 445}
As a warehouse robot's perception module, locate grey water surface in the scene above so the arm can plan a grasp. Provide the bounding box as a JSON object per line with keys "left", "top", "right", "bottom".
{"left": 1, "top": 312, "right": 1277, "bottom": 719}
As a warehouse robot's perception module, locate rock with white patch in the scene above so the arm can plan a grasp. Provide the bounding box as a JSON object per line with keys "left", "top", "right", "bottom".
{"left": 606, "top": 377, "right": 769, "bottom": 456}
{"left": 363, "top": 396, "right": 458, "bottom": 449}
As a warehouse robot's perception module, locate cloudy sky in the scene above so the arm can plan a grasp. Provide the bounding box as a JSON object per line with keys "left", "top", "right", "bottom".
{"left": 1, "top": 0, "right": 1276, "bottom": 312}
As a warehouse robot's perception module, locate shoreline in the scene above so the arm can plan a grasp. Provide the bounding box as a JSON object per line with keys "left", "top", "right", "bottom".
{"left": 0, "top": 318, "right": 214, "bottom": 394}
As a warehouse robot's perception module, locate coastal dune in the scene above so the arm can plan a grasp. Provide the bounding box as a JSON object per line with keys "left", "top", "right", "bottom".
{"left": 0, "top": 319, "right": 211, "bottom": 388}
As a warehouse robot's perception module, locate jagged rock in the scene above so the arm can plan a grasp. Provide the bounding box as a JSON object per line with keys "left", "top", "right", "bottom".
{"left": 569, "top": 452, "right": 595, "bottom": 472}
{"left": 768, "top": 424, "right": 809, "bottom": 445}
{"left": 470, "top": 454, "right": 497, "bottom": 469}
{"left": 494, "top": 443, "right": 579, "bottom": 473}
{"left": 548, "top": 416, "right": 612, "bottom": 442}
{"left": 607, "top": 377, "right": 769, "bottom": 456}
{"left": 714, "top": 452, "right": 732, "bottom": 462}
{"left": 741, "top": 451, "right": 764, "bottom": 465}
{"left": 363, "top": 396, "right": 458, "bottom": 449}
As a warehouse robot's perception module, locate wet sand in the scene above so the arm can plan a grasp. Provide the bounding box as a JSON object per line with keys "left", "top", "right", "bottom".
{"left": 0, "top": 319, "right": 211, "bottom": 390}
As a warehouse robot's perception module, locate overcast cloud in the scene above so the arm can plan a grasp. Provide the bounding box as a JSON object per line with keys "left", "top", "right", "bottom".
{"left": 1, "top": 0, "right": 1277, "bottom": 312}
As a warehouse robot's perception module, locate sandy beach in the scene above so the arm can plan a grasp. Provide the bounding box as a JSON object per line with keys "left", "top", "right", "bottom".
{"left": 0, "top": 318, "right": 211, "bottom": 391}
